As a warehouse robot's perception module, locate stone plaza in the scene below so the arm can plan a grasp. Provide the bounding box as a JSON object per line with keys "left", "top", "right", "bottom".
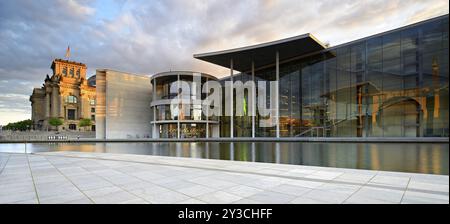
{"left": 0, "top": 151, "right": 447, "bottom": 204}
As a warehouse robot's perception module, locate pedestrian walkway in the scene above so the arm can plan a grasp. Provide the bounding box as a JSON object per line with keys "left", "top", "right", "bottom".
{"left": 0, "top": 151, "right": 448, "bottom": 204}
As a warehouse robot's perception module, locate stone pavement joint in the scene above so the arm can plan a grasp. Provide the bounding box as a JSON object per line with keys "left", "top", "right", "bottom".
{"left": 42, "top": 155, "right": 96, "bottom": 204}
{"left": 0, "top": 154, "right": 10, "bottom": 175}
{"left": 25, "top": 153, "right": 40, "bottom": 204}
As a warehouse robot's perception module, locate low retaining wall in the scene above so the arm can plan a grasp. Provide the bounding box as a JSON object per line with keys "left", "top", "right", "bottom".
{"left": 0, "top": 131, "right": 95, "bottom": 141}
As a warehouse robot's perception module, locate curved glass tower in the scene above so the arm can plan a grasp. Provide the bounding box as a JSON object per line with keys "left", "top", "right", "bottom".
{"left": 150, "top": 71, "right": 220, "bottom": 138}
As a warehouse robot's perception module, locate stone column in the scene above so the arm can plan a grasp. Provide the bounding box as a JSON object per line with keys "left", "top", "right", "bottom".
{"left": 79, "top": 92, "right": 83, "bottom": 120}
{"left": 45, "top": 89, "right": 50, "bottom": 131}
{"left": 52, "top": 86, "right": 59, "bottom": 118}
{"left": 45, "top": 91, "right": 50, "bottom": 118}
{"left": 59, "top": 95, "right": 65, "bottom": 118}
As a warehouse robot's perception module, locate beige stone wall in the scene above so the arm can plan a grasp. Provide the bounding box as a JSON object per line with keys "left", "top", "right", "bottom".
{"left": 30, "top": 89, "right": 46, "bottom": 129}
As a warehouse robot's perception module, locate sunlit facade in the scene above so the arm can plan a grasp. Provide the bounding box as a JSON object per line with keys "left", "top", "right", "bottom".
{"left": 195, "top": 14, "right": 449, "bottom": 138}
{"left": 30, "top": 59, "right": 96, "bottom": 131}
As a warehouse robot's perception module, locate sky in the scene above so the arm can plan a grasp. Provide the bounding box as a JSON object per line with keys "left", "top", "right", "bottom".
{"left": 0, "top": 0, "right": 448, "bottom": 125}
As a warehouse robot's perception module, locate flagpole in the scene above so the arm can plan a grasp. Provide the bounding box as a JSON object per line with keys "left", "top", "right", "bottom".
{"left": 65, "top": 45, "right": 70, "bottom": 61}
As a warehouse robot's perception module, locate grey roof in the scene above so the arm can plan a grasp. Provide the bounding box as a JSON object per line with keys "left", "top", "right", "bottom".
{"left": 193, "top": 33, "right": 326, "bottom": 72}
{"left": 150, "top": 71, "right": 218, "bottom": 82}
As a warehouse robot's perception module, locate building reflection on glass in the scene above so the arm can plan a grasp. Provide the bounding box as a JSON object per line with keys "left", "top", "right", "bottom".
{"left": 219, "top": 16, "right": 448, "bottom": 138}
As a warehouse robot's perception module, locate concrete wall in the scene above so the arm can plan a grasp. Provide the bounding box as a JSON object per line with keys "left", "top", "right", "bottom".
{"left": 95, "top": 71, "right": 106, "bottom": 139}
{"left": 96, "top": 69, "right": 152, "bottom": 139}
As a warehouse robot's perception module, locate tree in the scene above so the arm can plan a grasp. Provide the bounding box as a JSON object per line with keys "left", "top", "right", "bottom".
{"left": 48, "top": 117, "right": 63, "bottom": 131}
{"left": 79, "top": 118, "right": 92, "bottom": 131}
{"left": 2, "top": 119, "right": 32, "bottom": 131}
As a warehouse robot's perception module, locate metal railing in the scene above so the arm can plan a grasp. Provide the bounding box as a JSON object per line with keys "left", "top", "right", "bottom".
{"left": 0, "top": 135, "right": 71, "bottom": 141}
{"left": 295, "top": 119, "right": 349, "bottom": 137}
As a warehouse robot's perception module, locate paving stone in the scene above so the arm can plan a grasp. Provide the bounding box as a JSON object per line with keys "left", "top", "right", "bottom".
{"left": 39, "top": 192, "right": 90, "bottom": 204}
{"left": 345, "top": 186, "right": 404, "bottom": 203}
{"left": 118, "top": 198, "right": 150, "bottom": 204}
{"left": 223, "top": 185, "right": 264, "bottom": 197}
{"left": 407, "top": 181, "right": 449, "bottom": 193}
{"left": 232, "top": 198, "right": 261, "bottom": 204}
{"left": 268, "top": 184, "right": 312, "bottom": 197}
{"left": 68, "top": 175, "right": 114, "bottom": 191}
{"left": 344, "top": 196, "right": 395, "bottom": 204}
{"left": 245, "top": 191, "right": 296, "bottom": 204}
{"left": 369, "top": 175, "right": 410, "bottom": 188}
{"left": 316, "top": 183, "right": 360, "bottom": 195}
{"left": 175, "top": 184, "right": 217, "bottom": 197}
{"left": 158, "top": 179, "right": 198, "bottom": 191}
{"left": 0, "top": 191, "right": 37, "bottom": 204}
{"left": 284, "top": 179, "right": 324, "bottom": 189}
{"left": 188, "top": 176, "right": 237, "bottom": 190}
{"left": 401, "top": 191, "right": 449, "bottom": 204}
{"left": 290, "top": 197, "right": 327, "bottom": 204}
{"left": 196, "top": 191, "right": 242, "bottom": 204}
{"left": 1, "top": 152, "right": 448, "bottom": 204}
{"left": 304, "top": 171, "right": 343, "bottom": 180}
{"left": 300, "top": 189, "right": 352, "bottom": 204}
{"left": 138, "top": 190, "right": 190, "bottom": 204}
{"left": 176, "top": 198, "right": 207, "bottom": 204}
{"left": 89, "top": 191, "right": 142, "bottom": 204}
{"left": 129, "top": 185, "right": 173, "bottom": 196}
{"left": 334, "top": 173, "right": 374, "bottom": 184}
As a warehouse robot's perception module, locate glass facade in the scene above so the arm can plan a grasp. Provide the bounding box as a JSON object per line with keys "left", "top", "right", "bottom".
{"left": 219, "top": 15, "right": 448, "bottom": 138}
{"left": 151, "top": 72, "right": 220, "bottom": 138}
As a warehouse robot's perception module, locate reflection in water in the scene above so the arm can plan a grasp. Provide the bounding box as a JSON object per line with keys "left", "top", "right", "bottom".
{"left": 0, "top": 142, "right": 448, "bottom": 175}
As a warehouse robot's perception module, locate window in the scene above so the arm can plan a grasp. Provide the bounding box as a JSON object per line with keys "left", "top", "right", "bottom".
{"left": 66, "top": 95, "right": 77, "bottom": 103}
{"left": 90, "top": 99, "right": 95, "bottom": 105}
{"left": 70, "top": 68, "right": 74, "bottom": 77}
{"left": 91, "top": 107, "right": 95, "bottom": 113}
{"left": 68, "top": 109, "right": 76, "bottom": 120}
{"left": 62, "top": 67, "right": 67, "bottom": 76}
{"left": 76, "top": 69, "right": 80, "bottom": 78}
{"left": 91, "top": 115, "right": 95, "bottom": 121}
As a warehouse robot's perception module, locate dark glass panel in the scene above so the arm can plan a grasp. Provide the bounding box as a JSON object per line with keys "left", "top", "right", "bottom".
{"left": 367, "top": 37, "right": 383, "bottom": 72}
{"left": 443, "top": 18, "right": 449, "bottom": 49}
{"left": 279, "top": 63, "right": 292, "bottom": 137}
{"left": 421, "top": 19, "right": 443, "bottom": 53}
{"left": 324, "top": 52, "right": 338, "bottom": 137}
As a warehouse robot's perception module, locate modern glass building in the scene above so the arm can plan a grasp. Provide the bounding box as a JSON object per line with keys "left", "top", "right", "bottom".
{"left": 150, "top": 71, "right": 220, "bottom": 138}
{"left": 194, "top": 14, "right": 449, "bottom": 138}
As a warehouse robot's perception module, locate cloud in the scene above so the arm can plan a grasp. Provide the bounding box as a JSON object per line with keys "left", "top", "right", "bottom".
{"left": 63, "top": 0, "right": 96, "bottom": 17}
{"left": 0, "top": 0, "right": 448, "bottom": 124}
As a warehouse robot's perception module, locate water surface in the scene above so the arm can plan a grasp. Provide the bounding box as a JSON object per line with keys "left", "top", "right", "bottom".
{"left": 0, "top": 142, "right": 448, "bottom": 175}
